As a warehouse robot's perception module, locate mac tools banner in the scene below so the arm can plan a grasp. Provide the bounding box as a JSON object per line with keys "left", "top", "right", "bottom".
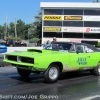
{"left": 62, "top": 27, "right": 83, "bottom": 32}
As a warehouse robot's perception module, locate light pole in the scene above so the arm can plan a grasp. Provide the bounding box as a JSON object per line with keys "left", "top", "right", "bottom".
{"left": 5, "top": 13, "right": 8, "bottom": 39}
{"left": 28, "top": 29, "right": 30, "bottom": 41}
{"left": 14, "top": 18, "right": 17, "bottom": 38}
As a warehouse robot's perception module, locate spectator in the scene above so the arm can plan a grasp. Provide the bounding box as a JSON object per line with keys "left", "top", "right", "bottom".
{"left": 46, "top": 40, "right": 50, "bottom": 45}
{"left": 52, "top": 37, "right": 57, "bottom": 42}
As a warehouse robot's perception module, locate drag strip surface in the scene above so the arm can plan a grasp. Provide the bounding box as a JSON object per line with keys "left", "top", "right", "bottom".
{"left": 0, "top": 67, "right": 100, "bottom": 100}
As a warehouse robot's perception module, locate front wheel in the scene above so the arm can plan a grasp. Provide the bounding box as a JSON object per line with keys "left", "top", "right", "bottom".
{"left": 17, "top": 68, "right": 31, "bottom": 77}
{"left": 90, "top": 62, "right": 100, "bottom": 75}
{"left": 44, "top": 64, "right": 60, "bottom": 83}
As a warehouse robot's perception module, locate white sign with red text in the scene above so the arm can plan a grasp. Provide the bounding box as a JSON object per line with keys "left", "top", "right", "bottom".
{"left": 67, "top": 39, "right": 81, "bottom": 43}
{"left": 85, "top": 27, "right": 100, "bottom": 33}
{"left": 62, "top": 27, "right": 83, "bottom": 32}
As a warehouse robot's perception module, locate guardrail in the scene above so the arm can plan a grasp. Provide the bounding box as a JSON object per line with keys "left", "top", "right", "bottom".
{"left": 6, "top": 47, "right": 43, "bottom": 53}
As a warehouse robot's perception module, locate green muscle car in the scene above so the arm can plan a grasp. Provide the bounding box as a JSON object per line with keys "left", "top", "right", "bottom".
{"left": 3, "top": 42, "right": 100, "bottom": 83}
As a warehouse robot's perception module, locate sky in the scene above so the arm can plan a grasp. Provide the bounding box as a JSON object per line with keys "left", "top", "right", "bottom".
{"left": 0, "top": 0, "right": 94, "bottom": 25}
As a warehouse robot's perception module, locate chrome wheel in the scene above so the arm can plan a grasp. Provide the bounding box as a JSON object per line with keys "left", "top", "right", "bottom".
{"left": 44, "top": 64, "right": 60, "bottom": 83}
{"left": 49, "top": 67, "right": 58, "bottom": 80}
{"left": 91, "top": 62, "right": 100, "bottom": 76}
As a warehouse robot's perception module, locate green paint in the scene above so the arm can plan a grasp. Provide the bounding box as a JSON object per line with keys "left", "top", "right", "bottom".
{"left": 3, "top": 49, "right": 100, "bottom": 72}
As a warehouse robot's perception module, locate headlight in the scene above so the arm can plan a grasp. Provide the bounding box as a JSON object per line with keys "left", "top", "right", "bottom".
{"left": 4, "top": 55, "right": 7, "bottom": 59}
{"left": 17, "top": 56, "right": 21, "bottom": 62}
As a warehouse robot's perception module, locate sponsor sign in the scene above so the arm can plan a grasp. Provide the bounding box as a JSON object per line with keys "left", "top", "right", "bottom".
{"left": 43, "top": 16, "right": 62, "bottom": 20}
{"left": 83, "top": 16, "right": 100, "bottom": 21}
{"left": 64, "top": 16, "right": 82, "bottom": 20}
{"left": 62, "top": 27, "right": 83, "bottom": 32}
{"left": 43, "top": 27, "right": 61, "bottom": 32}
{"left": 85, "top": 28, "right": 100, "bottom": 33}
{"left": 67, "top": 39, "right": 81, "bottom": 43}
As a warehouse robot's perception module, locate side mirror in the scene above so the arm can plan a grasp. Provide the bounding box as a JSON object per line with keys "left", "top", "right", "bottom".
{"left": 76, "top": 49, "right": 80, "bottom": 54}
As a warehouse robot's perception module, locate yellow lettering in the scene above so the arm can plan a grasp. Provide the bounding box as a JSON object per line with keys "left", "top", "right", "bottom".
{"left": 65, "top": 16, "right": 82, "bottom": 20}
{"left": 43, "top": 16, "right": 62, "bottom": 20}
{"left": 44, "top": 27, "right": 61, "bottom": 31}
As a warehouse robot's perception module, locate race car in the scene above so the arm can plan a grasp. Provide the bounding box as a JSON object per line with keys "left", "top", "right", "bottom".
{"left": 3, "top": 42, "right": 100, "bottom": 83}
{"left": 0, "top": 44, "right": 7, "bottom": 53}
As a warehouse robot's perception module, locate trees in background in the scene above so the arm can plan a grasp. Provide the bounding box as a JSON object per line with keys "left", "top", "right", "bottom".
{"left": 0, "top": 8, "right": 42, "bottom": 43}
{"left": 28, "top": 9, "right": 42, "bottom": 39}
{"left": 27, "top": 9, "right": 42, "bottom": 44}
{"left": 0, "top": 25, "right": 5, "bottom": 39}
{"left": 93, "top": 0, "right": 99, "bottom": 2}
{"left": 0, "top": 20, "right": 31, "bottom": 41}
{"left": 0, "top": 9, "right": 42, "bottom": 42}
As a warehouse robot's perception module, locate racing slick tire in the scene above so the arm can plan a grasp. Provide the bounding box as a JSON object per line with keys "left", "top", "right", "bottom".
{"left": 44, "top": 64, "right": 60, "bottom": 83}
{"left": 91, "top": 62, "right": 100, "bottom": 76}
{"left": 17, "top": 68, "right": 31, "bottom": 77}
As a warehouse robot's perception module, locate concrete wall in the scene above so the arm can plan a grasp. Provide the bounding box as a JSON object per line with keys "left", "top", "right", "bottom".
{"left": 42, "top": 38, "right": 100, "bottom": 44}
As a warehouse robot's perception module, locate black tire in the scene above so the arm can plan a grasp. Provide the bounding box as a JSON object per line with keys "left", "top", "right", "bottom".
{"left": 17, "top": 68, "right": 31, "bottom": 77}
{"left": 44, "top": 64, "right": 60, "bottom": 83}
{"left": 90, "top": 62, "right": 100, "bottom": 76}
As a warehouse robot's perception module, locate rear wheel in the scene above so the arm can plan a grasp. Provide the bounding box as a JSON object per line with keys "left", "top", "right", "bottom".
{"left": 90, "top": 62, "right": 100, "bottom": 75}
{"left": 44, "top": 64, "right": 60, "bottom": 83}
{"left": 17, "top": 68, "right": 31, "bottom": 77}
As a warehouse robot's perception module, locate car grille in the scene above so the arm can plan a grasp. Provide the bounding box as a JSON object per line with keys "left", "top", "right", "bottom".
{"left": 6, "top": 55, "right": 34, "bottom": 64}
{"left": 20, "top": 57, "right": 34, "bottom": 64}
{"left": 6, "top": 55, "right": 17, "bottom": 61}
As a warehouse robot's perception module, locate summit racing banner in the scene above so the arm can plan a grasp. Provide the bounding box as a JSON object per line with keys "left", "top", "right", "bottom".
{"left": 43, "top": 16, "right": 62, "bottom": 20}
{"left": 85, "top": 28, "right": 100, "bottom": 33}
{"left": 64, "top": 16, "right": 82, "bottom": 20}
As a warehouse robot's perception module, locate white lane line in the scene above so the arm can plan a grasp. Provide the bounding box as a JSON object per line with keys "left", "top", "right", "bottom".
{"left": 79, "top": 95, "right": 100, "bottom": 100}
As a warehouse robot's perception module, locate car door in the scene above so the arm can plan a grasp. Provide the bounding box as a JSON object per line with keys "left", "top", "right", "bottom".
{"left": 84, "top": 44, "right": 98, "bottom": 67}
{"left": 69, "top": 44, "right": 89, "bottom": 70}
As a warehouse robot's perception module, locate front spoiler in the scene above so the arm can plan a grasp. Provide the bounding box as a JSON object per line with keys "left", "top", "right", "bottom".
{"left": 3, "top": 59, "right": 36, "bottom": 71}
{"left": 3, "top": 59, "right": 46, "bottom": 72}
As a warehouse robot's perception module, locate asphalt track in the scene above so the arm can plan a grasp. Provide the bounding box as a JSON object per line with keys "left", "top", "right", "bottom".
{"left": 1, "top": 51, "right": 100, "bottom": 100}
{"left": 0, "top": 54, "right": 8, "bottom": 67}
{"left": 0, "top": 67, "right": 100, "bottom": 100}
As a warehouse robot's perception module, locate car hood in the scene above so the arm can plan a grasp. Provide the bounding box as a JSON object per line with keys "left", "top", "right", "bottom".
{"left": 5, "top": 49, "right": 68, "bottom": 57}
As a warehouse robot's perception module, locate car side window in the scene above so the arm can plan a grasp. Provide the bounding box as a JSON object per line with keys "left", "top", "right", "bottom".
{"left": 69, "top": 44, "right": 76, "bottom": 52}
{"left": 75, "top": 44, "right": 85, "bottom": 53}
{"left": 84, "top": 45, "right": 94, "bottom": 53}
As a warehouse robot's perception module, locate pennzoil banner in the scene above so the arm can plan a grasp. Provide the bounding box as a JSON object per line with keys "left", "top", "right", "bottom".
{"left": 64, "top": 16, "right": 82, "bottom": 20}
{"left": 43, "top": 16, "right": 62, "bottom": 20}
{"left": 43, "top": 27, "right": 61, "bottom": 32}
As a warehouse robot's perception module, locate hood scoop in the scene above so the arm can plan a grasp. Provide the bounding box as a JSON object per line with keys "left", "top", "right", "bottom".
{"left": 27, "top": 49, "right": 42, "bottom": 53}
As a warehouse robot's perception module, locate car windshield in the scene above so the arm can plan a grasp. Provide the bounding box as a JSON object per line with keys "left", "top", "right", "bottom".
{"left": 44, "top": 42, "right": 72, "bottom": 51}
